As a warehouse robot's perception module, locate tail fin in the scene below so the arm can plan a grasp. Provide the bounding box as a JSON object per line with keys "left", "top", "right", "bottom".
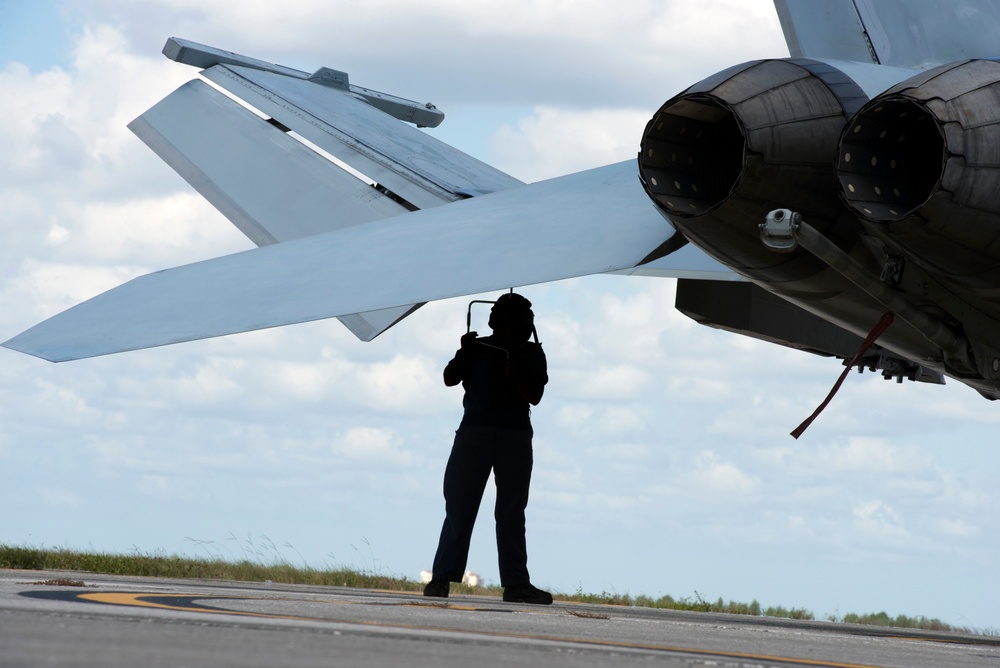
{"left": 130, "top": 38, "right": 523, "bottom": 340}
{"left": 775, "top": 0, "right": 1000, "bottom": 69}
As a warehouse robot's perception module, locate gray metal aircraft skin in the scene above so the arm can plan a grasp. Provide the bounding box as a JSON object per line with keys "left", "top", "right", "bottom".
{"left": 7, "top": 0, "right": 1000, "bottom": 403}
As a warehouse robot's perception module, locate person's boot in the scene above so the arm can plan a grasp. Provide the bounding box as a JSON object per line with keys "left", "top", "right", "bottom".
{"left": 502, "top": 583, "right": 552, "bottom": 605}
{"left": 423, "top": 578, "right": 450, "bottom": 598}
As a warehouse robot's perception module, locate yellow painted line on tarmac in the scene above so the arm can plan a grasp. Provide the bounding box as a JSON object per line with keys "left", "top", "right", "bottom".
{"left": 400, "top": 602, "right": 481, "bottom": 612}
{"left": 78, "top": 593, "right": 327, "bottom": 622}
{"left": 77, "top": 592, "right": 881, "bottom": 668}
{"left": 80, "top": 592, "right": 532, "bottom": 618}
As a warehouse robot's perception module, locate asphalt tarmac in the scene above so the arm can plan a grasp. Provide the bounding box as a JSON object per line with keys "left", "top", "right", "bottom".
{"left": 1, "top": 569, "right": 997, "bottom": 667}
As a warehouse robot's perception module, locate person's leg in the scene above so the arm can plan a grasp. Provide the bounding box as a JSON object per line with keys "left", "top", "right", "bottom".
{"left": 431, "top": 426, "right": 493, "bottom": 582}
{"left": 492, "top": 428, "right": 533, "bottom": 587}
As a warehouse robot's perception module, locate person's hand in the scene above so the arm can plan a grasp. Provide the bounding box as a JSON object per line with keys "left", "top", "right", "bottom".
{"left": 460, "top": 331, "right": 479, "bottom": 348}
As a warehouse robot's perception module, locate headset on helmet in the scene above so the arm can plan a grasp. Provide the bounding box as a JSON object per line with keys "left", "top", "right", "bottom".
{"left": 467, "top": 291, "right": 539, "bottom": 344}
{"left": 489, "top": 293, "right": 534, "bottom": 338}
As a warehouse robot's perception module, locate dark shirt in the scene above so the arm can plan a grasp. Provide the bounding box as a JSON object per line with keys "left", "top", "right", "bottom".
{"left": 448, "top": 335, "right": 547, "bottom": 430}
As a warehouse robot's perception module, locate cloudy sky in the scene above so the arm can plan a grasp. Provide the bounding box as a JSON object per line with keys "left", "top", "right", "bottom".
{"left": 2, "top": 0, "right": 997, "bottom": 630}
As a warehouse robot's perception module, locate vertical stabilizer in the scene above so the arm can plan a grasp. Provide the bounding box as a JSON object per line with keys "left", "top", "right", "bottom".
{"left": 775, "top": 0, "right": 1000, "bottom": 69}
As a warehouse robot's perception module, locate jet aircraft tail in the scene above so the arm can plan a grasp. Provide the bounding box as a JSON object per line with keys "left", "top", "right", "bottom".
{"left": 132, "top": 38, "right": 524, "bottom": 341}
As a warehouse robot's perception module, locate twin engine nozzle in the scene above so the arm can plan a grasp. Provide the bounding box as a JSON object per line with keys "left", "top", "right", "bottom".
{"left": 638, "top": 57, "right": 1000, "bottom": 293}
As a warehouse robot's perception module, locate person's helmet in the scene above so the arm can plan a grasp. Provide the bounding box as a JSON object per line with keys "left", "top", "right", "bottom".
{"left": 489, "top": 293, "right": 534, "bottom": 341}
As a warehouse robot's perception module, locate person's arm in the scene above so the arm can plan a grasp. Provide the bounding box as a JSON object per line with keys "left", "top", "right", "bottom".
{"left": 444, "top": 332, "right": 478, "bottom": 386}
{"left": 504, "top": 346, "right": 547, "bottom": 405}
{"left": 506, "top": 366, "right": 544, "bottom": 405}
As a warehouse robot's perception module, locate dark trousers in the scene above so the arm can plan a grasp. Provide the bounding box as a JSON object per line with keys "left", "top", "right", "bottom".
{"left": 431, "top": 424, "right": 533, "bottom": 587}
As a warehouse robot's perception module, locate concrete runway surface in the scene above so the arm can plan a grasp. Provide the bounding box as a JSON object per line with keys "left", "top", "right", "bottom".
{"left": 1, "top": 569, "right": 997, "bottom": 667}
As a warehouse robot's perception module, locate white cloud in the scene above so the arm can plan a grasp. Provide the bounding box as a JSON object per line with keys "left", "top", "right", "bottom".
{"left": 7, "top": 260, "right": 145, "bottom": 318}
{"left": 29, "top": 379, "right": 103, "bottom": 427}
{"left": 799, "top": 438, "right": 934, "bottom": 476}
{"left": 359, "top": 354, "right": 445, "bottom": 412}
{"left": 70, "top": 193, "right": 249, "bottom": 266}
{"left": 852, "top": 499, "right": 910, "bottom": 543}
{"left": 172, "top": 357, "right": 246, "bottom": 404}
{"left": 0, "top": 64, "right": 74, "bottom": 179}
{"left": 562, "top": 364, "right": 652, "bottom": 400}
{"left": 491, "top": 107, "right": 651, "bottom": 182}
{"left": 585, "top": 441, "right": 650, "bottom": 461}
{"left": 332, "top": 426, "right": 419, "bottom": 467}
{"left": 683, "top": 450, "right": 760, "bottom": 497}
{"left": 272, "top": 361, "right": 329, "bottom": 401}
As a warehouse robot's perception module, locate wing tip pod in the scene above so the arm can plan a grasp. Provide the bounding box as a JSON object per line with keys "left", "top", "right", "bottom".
{"left": 162, "top": 36, "right": 445, "bottom": 128}
{"left": 162, "top": 37, "right": 309, "bottom": 78}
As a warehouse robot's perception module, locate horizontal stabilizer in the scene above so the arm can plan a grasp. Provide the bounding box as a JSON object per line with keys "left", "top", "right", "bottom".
{"left": 4, "top": 161, "right": 704, "bottom": 362}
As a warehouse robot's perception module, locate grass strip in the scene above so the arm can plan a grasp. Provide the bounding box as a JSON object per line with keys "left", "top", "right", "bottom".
{"left": 0, "top": 543, "right": 983, "bottom": 634}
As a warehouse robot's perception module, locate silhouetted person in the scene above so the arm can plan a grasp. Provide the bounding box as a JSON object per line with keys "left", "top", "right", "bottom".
{"left": 424, "top": 292, "right": 552, "bottom": 604}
